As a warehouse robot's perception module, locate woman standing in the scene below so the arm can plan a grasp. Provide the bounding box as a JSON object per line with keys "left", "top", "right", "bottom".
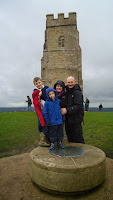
{"left": 54, "top": 80, "right": 67, "bottom": 109}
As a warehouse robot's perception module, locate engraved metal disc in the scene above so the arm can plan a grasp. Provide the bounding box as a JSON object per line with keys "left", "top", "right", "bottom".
{"left": 49, "top": 146, "right": 85, "bottom": 158}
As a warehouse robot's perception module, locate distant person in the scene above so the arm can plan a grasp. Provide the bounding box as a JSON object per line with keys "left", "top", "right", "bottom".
{"left": 61, "top": 76, "right": 85, "bottom": 144}
{"left": 32, "top": 77, "right": 50, "bottom": 147}
{"left": 43, "top": 88, "right": 65, "bottom": 150}
{"left": 85, "top": 97, "right": 90, "bottom": 112}
{"left": 99, "top": 104, "right": 103, "bottom": 111}
{"left": 26, "top": 96, "right": 32, "bottom": 111}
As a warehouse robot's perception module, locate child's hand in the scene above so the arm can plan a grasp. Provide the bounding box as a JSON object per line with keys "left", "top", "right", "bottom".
{"left": 39, "top": 91, "right": 42, "bottom": 96}
{"left": 61, "top": 108, "right": 67, "bottom": 115}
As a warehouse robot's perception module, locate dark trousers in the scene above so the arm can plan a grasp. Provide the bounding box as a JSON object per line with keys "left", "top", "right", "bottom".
{"left": 48, "top": 124, "right": 64, "bottom": 144}
{"left": 35, "top": 112, "right": 43, "bottom": 132}
{"left": 37, "top": 116, "right": 43, "bottom": 132}
{"left": 65, "top": 122, "right": 85, "bottom": 144}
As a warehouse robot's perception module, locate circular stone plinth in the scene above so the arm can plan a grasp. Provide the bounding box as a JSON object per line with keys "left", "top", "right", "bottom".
{"left": 29, "top": 143, "right": 106, "bottom": 194}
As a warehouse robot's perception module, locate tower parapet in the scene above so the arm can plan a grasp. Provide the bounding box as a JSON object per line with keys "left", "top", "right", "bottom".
{"left": 46, "top": 12, "right": 77, "bottom": 27}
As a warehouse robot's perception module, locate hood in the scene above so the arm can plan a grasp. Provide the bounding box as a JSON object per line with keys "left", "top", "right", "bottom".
{"left": 32, "top": 89, "right": 40, "bottom": 99}
{"left": 74, "top": 84, "right": 82, "bottom": 91}
{"left": 54, "top": 80, "right": 65, "bottom": 89}
{"left": 46, "top": 88, "right": 57, "bottom": 99}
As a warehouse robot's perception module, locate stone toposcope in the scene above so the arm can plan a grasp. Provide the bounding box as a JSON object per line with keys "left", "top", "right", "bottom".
{"left": 29, "top": 143, "right": 106, "bottom": 194}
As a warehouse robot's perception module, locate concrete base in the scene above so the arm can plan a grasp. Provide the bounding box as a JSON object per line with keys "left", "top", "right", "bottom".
{"left": 29, "top": 143, "right": 106, "bottom": 194}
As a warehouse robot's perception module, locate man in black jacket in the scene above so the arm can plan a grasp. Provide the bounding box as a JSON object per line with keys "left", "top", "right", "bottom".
{"left": 61, "top": 76, "right": 85, "bottom": 144}
{"left": 26, "top": 96, "right": 32, "bottom": 111}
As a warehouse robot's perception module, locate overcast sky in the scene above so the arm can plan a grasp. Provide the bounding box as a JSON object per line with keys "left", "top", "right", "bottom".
{"left": 0, "top": 0, "right": 113, "bottom": 108}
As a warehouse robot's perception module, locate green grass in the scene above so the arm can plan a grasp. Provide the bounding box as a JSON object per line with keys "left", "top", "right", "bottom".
{"left": 0, "top": 111, "right": 113, "bottom": 158}
{"left": 0, "top": 112, "right": 39, "bottom": 153}
{"left": 83, "top": 112, "right": 113, "bottom": 158}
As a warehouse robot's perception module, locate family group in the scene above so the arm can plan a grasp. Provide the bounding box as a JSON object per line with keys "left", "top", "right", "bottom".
{"left": 32, "top": 76, "right": 85, "bottom": 150}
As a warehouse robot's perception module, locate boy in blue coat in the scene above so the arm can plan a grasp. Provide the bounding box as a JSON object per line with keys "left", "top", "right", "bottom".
{"left": 43, "top": 88, "right": 65, "bottom": 150}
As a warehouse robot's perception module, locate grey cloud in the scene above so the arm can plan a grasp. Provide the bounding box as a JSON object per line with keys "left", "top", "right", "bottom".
{"left": 0, "top": 0, "right": 113, "bottom": 107}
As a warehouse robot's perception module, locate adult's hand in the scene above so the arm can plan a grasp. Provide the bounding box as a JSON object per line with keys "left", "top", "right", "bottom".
{"left": 61, "top": 108, "right": 67, "bottom": 115}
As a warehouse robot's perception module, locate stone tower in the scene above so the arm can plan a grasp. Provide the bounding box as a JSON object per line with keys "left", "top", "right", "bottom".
{"left": 41, "top": 12, "right": 83, "bottom": 90}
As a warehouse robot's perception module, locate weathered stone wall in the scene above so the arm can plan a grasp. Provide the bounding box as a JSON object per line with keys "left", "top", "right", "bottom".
{"left": 41, "top": 12, "right": 83, "bottom": 90}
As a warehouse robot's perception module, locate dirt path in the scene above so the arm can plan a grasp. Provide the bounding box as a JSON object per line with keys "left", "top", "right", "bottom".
{"left": 0, "top": 150, "right": 113, "bottom": 200}
{"left": 0, "top": 140, "right": 39, "bottom": 158}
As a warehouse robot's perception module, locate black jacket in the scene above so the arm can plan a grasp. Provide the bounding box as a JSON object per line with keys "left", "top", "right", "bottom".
{"left": 65, "top": 84, "right": 84, "bottom": 124}
{"left": 27, "top": 98, "right": 32, "bottom": 105}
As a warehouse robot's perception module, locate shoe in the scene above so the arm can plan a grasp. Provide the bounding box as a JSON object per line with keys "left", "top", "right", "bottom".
{"left": 50, "top": 143, "right": 55, "bottom": 150}
{"left": 39, "top": 141, "right": 50, "bottom": 147}
{"left": 39, "top": 133, "right": 50, "bottom": 147}
{"left": 57, "top": 141, "right": 66, "bottom": 149}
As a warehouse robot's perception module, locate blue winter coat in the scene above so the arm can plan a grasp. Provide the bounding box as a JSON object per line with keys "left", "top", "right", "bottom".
{"left": 43, "top": 88, "right": 63, "bottom": 126}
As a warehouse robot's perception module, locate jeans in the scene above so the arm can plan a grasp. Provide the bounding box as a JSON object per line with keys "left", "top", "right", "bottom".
{"left": 26, "top": 105, "right": 32, "bottom": 111}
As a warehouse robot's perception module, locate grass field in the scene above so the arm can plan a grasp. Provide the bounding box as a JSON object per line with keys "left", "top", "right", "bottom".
{"left": 83, "top": 112, "right": 113, "bottom": 158}
{"left": 0, "top": 112, "right": 38, "bottom": 154}
{"left": 0, "top": 111, "right": 113, "bottom": 158}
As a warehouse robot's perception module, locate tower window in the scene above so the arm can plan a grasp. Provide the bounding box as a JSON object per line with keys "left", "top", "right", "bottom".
{"left": 58, "top": 36, "right": 65, "bottom": 47}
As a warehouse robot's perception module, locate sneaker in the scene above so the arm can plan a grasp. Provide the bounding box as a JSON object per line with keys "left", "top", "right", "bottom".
{"left": 57, "top": 141, "right": 66, "bottom": 149}
{"left": 39, "top": 141, "right": 50, "bottom": 147}
{"left": 39, "top": 133, "right": 50, "bottom": 147}
{"left": 50, "top": 143, "right": 55, "bottom": 150}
